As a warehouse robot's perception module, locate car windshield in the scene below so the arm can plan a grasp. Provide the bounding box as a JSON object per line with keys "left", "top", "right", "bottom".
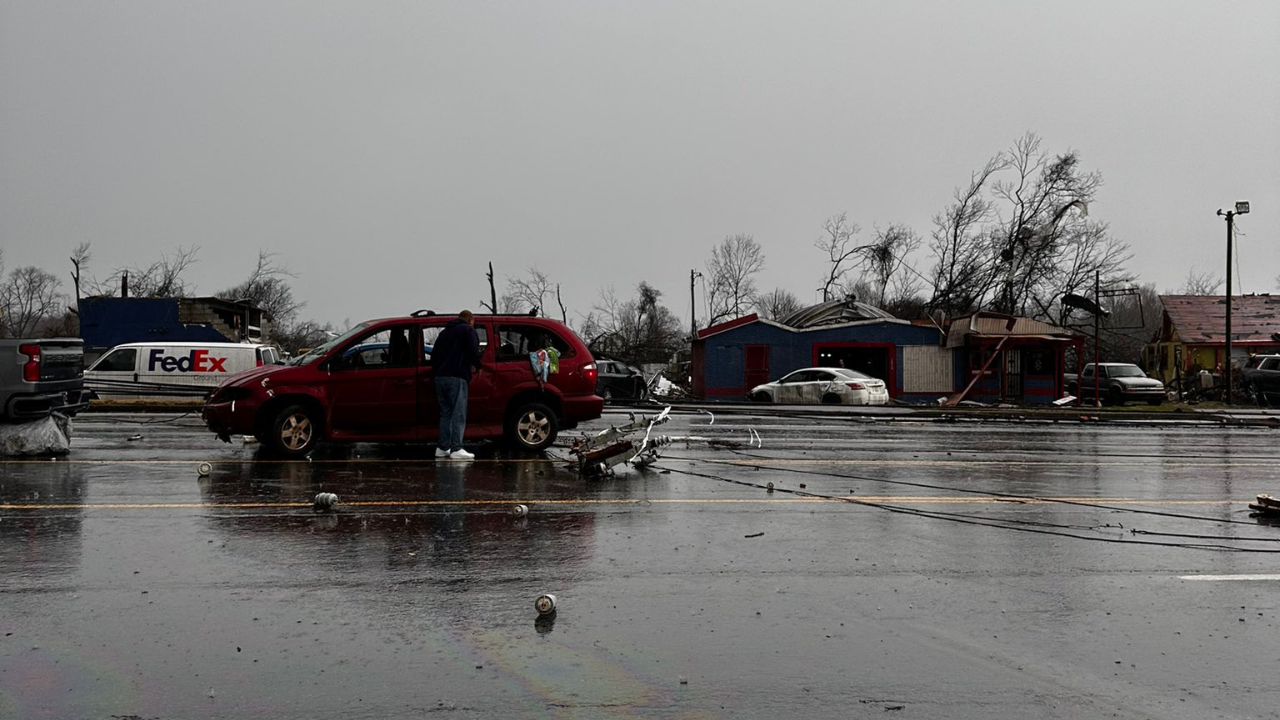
{"left": 1110, "top": 366, "right": 1145, "bottom": 378}
{"left": 290, "top": 322, "right": 372, "bottom": 365}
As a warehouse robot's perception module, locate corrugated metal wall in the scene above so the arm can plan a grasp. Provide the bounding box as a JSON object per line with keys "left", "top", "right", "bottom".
{"left": 902, "top": 345, "right": 954, "bottom": 392}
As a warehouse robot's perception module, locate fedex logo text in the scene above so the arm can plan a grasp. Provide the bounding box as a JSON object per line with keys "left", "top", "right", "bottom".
{"left": 148, "top": 349, "right": 228, "bottom": 373}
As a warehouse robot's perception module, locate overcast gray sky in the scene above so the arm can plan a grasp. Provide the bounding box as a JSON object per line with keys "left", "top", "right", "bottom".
{"left": 3, "top": 0, "right": 1277, "bottom": 329}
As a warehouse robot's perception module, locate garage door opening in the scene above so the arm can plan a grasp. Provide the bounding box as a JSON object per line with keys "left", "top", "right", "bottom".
{"left": 815, "top": 344, "right": 893, "bottom": 391}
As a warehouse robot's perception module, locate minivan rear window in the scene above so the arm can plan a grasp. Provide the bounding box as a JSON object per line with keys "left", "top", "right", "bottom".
{"left": 495, "top": 325, "right": 574, "bottom": 361}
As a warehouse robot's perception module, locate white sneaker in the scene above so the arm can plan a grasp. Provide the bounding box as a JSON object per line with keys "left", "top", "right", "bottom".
{"left": 435, "top": 447, "right": 450, "bottom": 458}
{"left": 448, "top": 448, "right": 476, "bottom": 460}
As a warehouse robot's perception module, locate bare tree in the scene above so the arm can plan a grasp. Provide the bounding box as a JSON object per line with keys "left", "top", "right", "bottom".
{"left": 756, "top": 288, "right": 802, "bottom": 321}
{"left": 926, "top": 133, "right": 1133, "bottom": 324}
{"left": 0, "top": 266, "right": 66, "bottom": 338}
{"left": 927, "top": 158, "right": 1004, "bottom": 316}
{"left": 838, "top": 276, "right": 880, "bottom": 305}
{"left": 815, "top": 214, "right": 865, "bottom": 302}
{"left": 501, "top": 267, "right": 555, "bottom": 316}
{"left": 69, "top": 242, "right": 92, "bottom": 303}
{"left": 866, "top": 224, "right": 922, "bottom": 307}
{"left": 706, "top": 234, "right": 764, "bottom": 325}
{"left": 583, "top": 283, "right": 683, "bottom": 365}
{"left": 1178, "top": 268, "right": 1223, "bottom": 295}
{"left": 274, "top": 319, "right": 339, "bottom": 355}
{"left": 216, "top": 250, "right": 305, "bottom": 327}
{"left": 101, "top": 246, "right": 201, "bottom": 298}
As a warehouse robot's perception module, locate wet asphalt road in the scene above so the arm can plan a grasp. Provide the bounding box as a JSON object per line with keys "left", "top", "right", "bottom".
{"left": 3, "top": 408, "right": 1280, "bottom": 719}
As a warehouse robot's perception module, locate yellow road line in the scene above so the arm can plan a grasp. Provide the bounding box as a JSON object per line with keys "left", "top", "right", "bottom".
{"left": 0, "top": 497, "right": 1249, "bottom": 511}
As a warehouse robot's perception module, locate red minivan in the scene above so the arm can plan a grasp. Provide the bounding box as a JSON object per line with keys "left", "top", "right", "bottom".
{"left": 202, "top": 312, "right": 603, "bottom": 457}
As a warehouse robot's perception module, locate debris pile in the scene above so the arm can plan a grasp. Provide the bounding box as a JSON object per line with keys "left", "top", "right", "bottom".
{"left": 0, "top": 413, "right": 72, "bottom": 456}
{"left": 569, "top": 407, "right": 672, "bottom": 477}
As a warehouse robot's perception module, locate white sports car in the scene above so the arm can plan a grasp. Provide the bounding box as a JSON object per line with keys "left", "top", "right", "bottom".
{"left": 749, "top": 367, "right": 889, "bottom": 405}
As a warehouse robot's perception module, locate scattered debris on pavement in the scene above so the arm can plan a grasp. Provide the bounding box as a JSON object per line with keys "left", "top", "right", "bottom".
{"left": 1249, "top": 494, "right": 1280, "bottom": 519}
{"left": 570, "top": 407, "right": 673, "bottom": 477}
{"left": 313, "top": 492, "right": 339, "bottom": 511}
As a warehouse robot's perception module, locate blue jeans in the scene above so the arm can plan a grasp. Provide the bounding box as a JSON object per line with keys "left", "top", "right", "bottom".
{"left": 435, "top": 376, "right": 469, "bottom": 452}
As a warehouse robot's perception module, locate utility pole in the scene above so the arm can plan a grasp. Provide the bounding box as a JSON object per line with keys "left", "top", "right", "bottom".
{"left": 1216, "top": 201, "right": 1250, "bottom": 406}
{"left": 1093, "top": 270, "right": 1101, "bottom": 408}
{"left": 690, "top": 269, "right": 703, "bottom": 339}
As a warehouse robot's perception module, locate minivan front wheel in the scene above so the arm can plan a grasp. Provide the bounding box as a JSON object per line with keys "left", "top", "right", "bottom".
{"left": 506, "top": 402, "right": 559, "bottom": 452}
{"left": 268, "top": 404, "right": 319, "bottom": 457}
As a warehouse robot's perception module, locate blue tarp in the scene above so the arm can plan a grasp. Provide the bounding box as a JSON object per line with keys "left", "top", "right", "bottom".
{"left": 78, "top": 297, "right": 231, "bottom": 352}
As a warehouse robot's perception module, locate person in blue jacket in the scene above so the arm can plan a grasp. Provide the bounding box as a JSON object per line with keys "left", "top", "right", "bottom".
{"left": 432, "top": 310, "right": 483, "bottom": 460}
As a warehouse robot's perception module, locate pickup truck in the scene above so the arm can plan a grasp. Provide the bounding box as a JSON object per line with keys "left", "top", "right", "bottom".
{"left": 0, "top": 339, "right": 94, "bottom": 421}
{"left": 1064, "top": 362, "right": 1166, "bottom": 406}
{"left": 1241, "top": 354, "right": 1280, "bottom": 404}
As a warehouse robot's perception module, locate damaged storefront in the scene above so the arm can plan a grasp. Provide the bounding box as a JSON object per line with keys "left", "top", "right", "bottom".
{"left": 946, "top": 312, "right": 1083, "bottom": 405}
{"left": 691, "top": 298, "right": 954, "bottom": 402}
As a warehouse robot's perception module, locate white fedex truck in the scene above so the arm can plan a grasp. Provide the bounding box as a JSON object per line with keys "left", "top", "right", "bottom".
{"left": 85, "top": 342, "right": 281, "bottom": 396}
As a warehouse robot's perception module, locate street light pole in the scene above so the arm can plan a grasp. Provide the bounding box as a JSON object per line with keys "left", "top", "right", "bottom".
{"left": 1216, "top": 201, "right": 1250, "bottom": 405}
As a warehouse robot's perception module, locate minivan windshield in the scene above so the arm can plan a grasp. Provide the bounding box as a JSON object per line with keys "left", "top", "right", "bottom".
{"left": 290, "top": 322, "right": 371, "bottom": 365}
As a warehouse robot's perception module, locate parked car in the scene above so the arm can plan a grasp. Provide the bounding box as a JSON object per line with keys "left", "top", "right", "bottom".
{"left": 202, "top": 312, "right": 604, "bottom": 456}
{"left": 596, "top": 359, "right": 648, "bottom": 401}
{"left": 749, "top": 367, "right": 889, "bottom": 405}
{"left": 0, "top": 339, "right": 94, "bottom": 421}
{"left": 1241, "top": 354, "right": 1280, "bottom": 404}
{"left": 1064, "top": 363, "right": 1165, "bottom": 405}
{"left": 86, "top": 342, "right": 282, "bottom": 396}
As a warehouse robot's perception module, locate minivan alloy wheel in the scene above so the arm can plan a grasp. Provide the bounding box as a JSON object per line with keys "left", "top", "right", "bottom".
{"left": 280, "top": 412, "right": 313, "bottom": 450}
{"left": 268, "top": 403, "right": 319, "bottom": 457}
{"left": 507, "top": 402, "right": 558, "bottom": 451}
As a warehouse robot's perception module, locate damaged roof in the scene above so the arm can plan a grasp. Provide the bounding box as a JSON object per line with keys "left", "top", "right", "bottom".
{"left": 1160, "top": 294, "right": 1280, "bottom": 344}
{"left": 945, "top": 312, "right": 1081, "bottom": 348}
{"left": 778, "top": 297, "right": 895, "bottom": 328}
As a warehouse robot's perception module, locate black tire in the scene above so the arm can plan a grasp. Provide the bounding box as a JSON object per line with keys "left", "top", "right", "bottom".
{"left": 821, "top": 393, "right": 842, "bottom": 405}
{"left": 750, "top": 391, "right": 772, "bottom": 403}
{"left": 1107, "top": 386, "right": 1124, "bottom": 406}
{"left": 602, "top": 388, "right": 614, "bottom": 402}
{"left": 267, "top": 403, "right": 320, "bottom": 457}
{"left": 1067, "top": 382, "right": 1078, "bottom": 396}
{"left": 506, "top": 402, "right": 559, "bottom": 452}
{"left": 1146, "top": 398, "right": 1162, "bottom": 406}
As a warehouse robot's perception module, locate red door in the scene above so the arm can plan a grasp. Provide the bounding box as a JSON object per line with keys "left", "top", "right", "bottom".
{"left": 326, "top": 324, "right": 420, "bottom": 439}
{"left": 744, "top": 344, "right": 770, "bottom": 391}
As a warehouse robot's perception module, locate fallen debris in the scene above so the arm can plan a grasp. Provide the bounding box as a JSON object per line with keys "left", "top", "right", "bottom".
{"left": 744, "top": 532, "right": 764, "bottom": 538}
{"left": 313, "top": 492, "right": 339, "bottom": 511}
{"left": 0, "top": 414, "right": 72, "bottom": 456}
{"left": 1249, "top": 494, "right": 1280, "bottom": 519}
{"left": 535, "top": 593, "right": 558, "bottom": 616}
{"left": 570, "top": 407, "right": 673, "bottom": 477}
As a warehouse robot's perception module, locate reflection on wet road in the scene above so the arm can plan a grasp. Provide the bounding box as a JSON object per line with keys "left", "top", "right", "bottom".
{"left": 3, "top": 410, "right": 1280, "bottom": 719}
